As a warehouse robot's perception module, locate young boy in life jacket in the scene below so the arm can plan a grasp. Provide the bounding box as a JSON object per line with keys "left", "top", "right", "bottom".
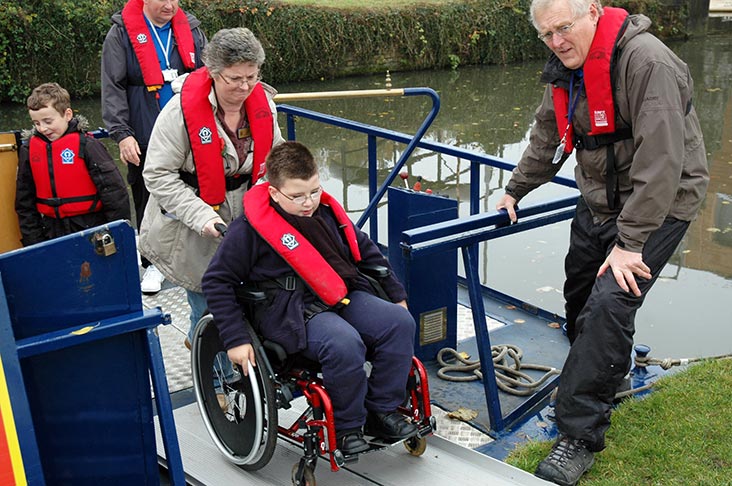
{"left": 15, "top": 83, "right": 131, "bottom": 246}
{"left": 202, "top": 141, "right": 418, "bottom": 455}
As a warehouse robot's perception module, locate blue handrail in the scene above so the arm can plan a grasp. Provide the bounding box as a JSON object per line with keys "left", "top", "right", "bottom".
{"left": 277, "top": 94, "right": 577, "bottom": 243}
{"left": 277, "top": 91, "right": 580, "bottom": 436}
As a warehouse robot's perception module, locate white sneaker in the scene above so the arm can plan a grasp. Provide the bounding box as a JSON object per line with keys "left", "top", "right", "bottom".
{"left": 140, "top": 265, "right": 165, "bottom": 294}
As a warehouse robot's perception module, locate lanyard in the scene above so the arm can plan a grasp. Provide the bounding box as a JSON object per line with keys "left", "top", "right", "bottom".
{"left": 147, "top": 18, "right": 172, "bottom": 69}
{"left": 560, "top": 72, "right": 584, "bottom": 144}
{"left": 552, "top": 71, "right": 584, "bottom": 164}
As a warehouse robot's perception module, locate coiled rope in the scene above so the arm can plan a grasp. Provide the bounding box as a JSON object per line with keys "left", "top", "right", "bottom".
{"left": 438, "top": 347, "right": 732, "bottom": 400}
{"left": 436, "top": 345, "right": 560, "bottom": 396}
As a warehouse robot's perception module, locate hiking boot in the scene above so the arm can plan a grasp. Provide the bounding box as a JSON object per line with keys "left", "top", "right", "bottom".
{"left": 364, "top": 411, "right": 417, "bottom": 441}
{"left": 336, "top": 428, "right": 369, "bottom": 455}
{"left": 140, "top": 264, "right": 165, "bottom": 294}
{"left": 535, "top": 435, "right": 594, "bottom": 486}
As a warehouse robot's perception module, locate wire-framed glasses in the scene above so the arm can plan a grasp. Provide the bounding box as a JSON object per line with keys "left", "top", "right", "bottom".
{"left": 275, "top": 186, "right": 323, "bottom": 205}
{"left": 218, "top": 70, "right": 261, "bottom": 88}
{"left": 537, "top": 19, "right": 579, "bottom": 43}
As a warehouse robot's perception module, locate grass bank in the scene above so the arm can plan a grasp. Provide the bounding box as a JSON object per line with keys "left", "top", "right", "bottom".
{"left": 506, "top": 358, "right": 732, "bottom": 485}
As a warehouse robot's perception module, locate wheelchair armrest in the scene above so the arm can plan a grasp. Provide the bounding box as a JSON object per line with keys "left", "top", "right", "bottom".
{"left": 234, "top": 285, "right": 267, "bottom": 304}
{"left": 357, "top": 262, "right": 390, "bottom": 279}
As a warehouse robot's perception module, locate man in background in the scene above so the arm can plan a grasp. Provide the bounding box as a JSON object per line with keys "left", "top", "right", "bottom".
{"left": 102, "top": 0, "right": 206, "bottom": 293}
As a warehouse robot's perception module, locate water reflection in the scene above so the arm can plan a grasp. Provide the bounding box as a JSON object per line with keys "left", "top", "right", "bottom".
{"left": 279, "top": 34, "right": 732, "bottom": 358}
{"left": 1, "top": 34, "right": 730, "bottom": 357}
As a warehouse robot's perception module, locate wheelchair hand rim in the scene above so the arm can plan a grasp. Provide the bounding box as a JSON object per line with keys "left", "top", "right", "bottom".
{"left": 191, "top": 315, "right": 266, "bottom": 466}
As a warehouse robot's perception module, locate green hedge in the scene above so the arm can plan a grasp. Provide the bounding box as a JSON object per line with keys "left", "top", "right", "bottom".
{"left": 0, "top": 0, "right": 688, "bottom": 103}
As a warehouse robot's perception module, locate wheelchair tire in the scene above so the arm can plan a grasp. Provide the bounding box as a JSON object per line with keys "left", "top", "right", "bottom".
{"left": 291, "top": 463, "right": 316, "bottom": 486}
{"left": 191, "top": 314, "right": 278, "bottom": 470}
{"left": 404, "top": 435, "right": 427, "bottom": 456}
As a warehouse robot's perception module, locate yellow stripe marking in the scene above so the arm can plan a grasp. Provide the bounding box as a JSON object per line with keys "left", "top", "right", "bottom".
{"left": 0, "top": 356, "right": 28, "bottom": 485}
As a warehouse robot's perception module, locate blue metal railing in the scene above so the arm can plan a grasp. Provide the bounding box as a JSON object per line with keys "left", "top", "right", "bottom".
{"left": 400, "top": 198, "right": 578, "bottom": 434}
{"left": 277, "top": 89, "right": 580, "bottom": 436}
{"left": 277, "top": 91, "right": 576, "bottom": 244}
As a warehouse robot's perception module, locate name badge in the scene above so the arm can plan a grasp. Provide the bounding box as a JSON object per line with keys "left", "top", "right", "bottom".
{"left": 552, "top": 142, "right": 568, "bottom": 165}
{"left": 162, "top": 68, "right": 179, "bottom": 83}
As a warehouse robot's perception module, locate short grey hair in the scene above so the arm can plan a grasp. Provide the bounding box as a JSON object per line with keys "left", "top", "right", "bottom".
{"left": 530, "top": 0, "right": 603, "bottom": 30}
{"left": 202, "top": 28, "right": 266, "bottom": 75}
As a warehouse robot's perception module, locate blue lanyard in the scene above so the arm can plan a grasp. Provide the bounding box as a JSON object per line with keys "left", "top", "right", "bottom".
{"left": 561, "top": 72, "right": 584, "bottom": 143}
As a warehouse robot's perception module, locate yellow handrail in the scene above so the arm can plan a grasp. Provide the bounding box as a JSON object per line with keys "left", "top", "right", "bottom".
{"left": 274, "top": 88, "right": 405, "bottom": 102}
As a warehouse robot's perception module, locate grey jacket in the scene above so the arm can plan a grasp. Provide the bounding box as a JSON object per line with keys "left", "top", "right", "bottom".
{"left": 138, "top": 75, "right": 285, "bottom": 291}
{"left": 506, "top": 14, "right": 709, "bottom": 252}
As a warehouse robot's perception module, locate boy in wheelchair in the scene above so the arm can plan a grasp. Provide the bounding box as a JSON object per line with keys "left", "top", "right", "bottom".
{"left": 202, "top": 141, "right": 418, "bottom": 456}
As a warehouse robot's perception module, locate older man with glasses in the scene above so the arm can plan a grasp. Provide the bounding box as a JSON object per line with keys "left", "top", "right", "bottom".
{"left": 495, "top": 0, "right": 709, "bottom": 484}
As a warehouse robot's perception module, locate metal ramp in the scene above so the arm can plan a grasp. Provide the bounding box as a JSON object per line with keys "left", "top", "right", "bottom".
{"left": 156, "top": 401, "right": 552, "bottom": 485}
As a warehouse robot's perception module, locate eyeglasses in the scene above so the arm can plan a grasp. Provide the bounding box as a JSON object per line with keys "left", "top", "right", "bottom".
{"left": 537, "top": 19, "right": 579, "bottom": 43}
{"left": 275, "top": 186, "right": 323, "bottom": 205}
{"left": 218, "top": 71, "right": 261, "bottom": 88}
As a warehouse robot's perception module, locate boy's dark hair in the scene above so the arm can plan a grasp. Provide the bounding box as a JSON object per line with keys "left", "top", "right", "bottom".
{"left": 266, "top": 141, "right": 318, "bottom": 188}
{"left": 27, "top": 82, "right": 71, "bottom": 114}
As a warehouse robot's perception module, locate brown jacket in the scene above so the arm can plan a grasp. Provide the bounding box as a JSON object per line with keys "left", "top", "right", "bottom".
{"left": 506, "top": 14, "right": 709, "bottom": 252}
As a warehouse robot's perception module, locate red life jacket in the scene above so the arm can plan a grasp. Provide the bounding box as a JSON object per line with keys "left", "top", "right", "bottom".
{"left": 28, "top": 132, "right": 103, "bottom": 219}
{"left": 180, "top": 67, "right": 274, "bottom": 206}
{"left": 121, "top": 0, "right": 197, "bottom": 92}
{"left": 552, "top": 7, "right": 630, "bottom": 154}
{"left": 244, "top": 183, "right": 362, "bottom": 307}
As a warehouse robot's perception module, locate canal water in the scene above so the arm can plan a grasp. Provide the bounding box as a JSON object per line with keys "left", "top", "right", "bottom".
{"left": 1, "top": 33, "right": 730, "bottom": 359}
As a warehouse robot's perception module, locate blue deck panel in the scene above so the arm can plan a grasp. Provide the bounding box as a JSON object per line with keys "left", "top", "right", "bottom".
{"left": 424, "top": 286, "right": 569, "bottom": 443}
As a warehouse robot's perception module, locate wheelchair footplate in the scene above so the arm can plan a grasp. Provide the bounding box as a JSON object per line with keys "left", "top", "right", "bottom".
{"left": 363, "top": 435, "right": 409, "bottom": 449}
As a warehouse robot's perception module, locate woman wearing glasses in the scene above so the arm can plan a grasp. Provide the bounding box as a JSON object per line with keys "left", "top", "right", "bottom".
{"left": 202, "top": 141, "right": 418, "bottom": 456}
{"left": 139, "top": 27, "right": 284, "bottom": 345}
{"left": 496, "top": 0, "right": 708, "bottom": 484}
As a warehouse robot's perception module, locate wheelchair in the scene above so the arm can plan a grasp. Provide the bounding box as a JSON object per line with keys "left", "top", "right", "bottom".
{"left": 190, "top": 285, "right": 435, "bottom": 486}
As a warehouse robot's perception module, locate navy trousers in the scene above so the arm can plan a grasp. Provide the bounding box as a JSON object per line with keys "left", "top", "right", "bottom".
{"left": 301, "top": 291, "right": 416, "bottom": 431}
{"left": 556, "top": 198, "right": 689, "bottom": 451}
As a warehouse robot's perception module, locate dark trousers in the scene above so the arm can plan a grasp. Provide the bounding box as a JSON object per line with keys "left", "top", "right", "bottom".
{"left": 301, "top": 291, "right": 416, "bottom": 431}
{"left": 127, "top": 149, "right": 151, "bottom": 267}
{"left": 556, "top": 198, "right": 689, "bottom": 451}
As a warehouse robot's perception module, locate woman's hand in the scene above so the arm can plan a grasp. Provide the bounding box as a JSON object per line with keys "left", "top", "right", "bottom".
{"left": 202, "top": 217, "right": 226, "bottom": 238}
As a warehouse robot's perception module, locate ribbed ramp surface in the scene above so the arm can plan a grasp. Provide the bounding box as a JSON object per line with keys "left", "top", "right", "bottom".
{"left": 156, "top": 403, "right": 551, "bottom": 485}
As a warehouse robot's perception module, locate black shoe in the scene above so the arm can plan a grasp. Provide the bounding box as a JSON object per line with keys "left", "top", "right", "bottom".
{"left": 336, "top": 428, "right": 369, "bottom": 455}
{"left": 364, "top": 411, "right": 417, "bottom": 441}
{"left": 534, "top": 435, "right": 595, "bottom": 486}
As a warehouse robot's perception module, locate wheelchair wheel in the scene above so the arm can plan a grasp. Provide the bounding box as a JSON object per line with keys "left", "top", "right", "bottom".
{"left": 191, "top": 314, "right": 278, "bottom": 470}
{"left": 291, "top": 463, "right": 316, "bottom": 486}
{"left": 404, "top": 435, "right": 427, "bottom": 456}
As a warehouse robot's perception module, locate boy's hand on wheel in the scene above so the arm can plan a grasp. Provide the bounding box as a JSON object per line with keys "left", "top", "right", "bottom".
{"left": 228, "top": 344, "right": 256, "bottom": 376}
